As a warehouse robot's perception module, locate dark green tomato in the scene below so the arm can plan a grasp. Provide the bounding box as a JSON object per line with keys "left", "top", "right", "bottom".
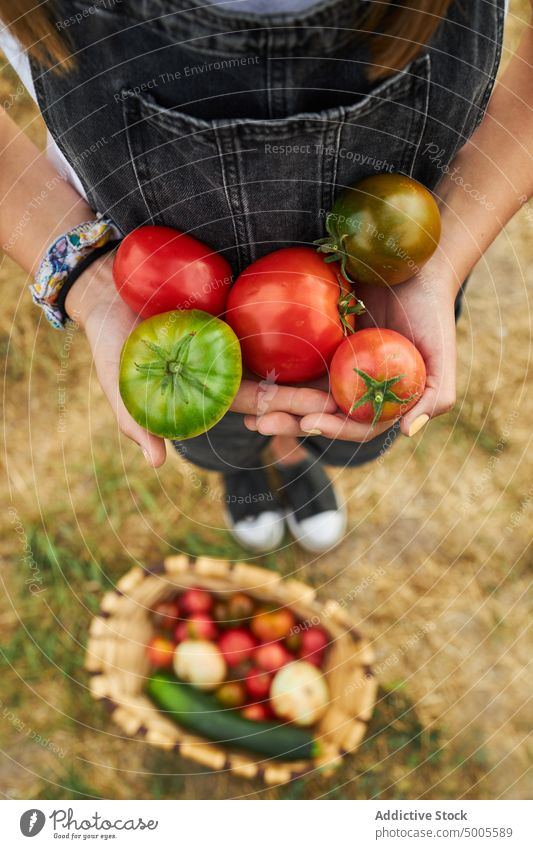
{"left": 119, "top": 309, "right": 242, "bottom": 439}
{"left": 318, "top": 173, "right": 441, "bottom": 287}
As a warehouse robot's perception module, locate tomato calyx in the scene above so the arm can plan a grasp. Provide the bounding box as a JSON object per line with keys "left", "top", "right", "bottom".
{"left": 337, "top": 276, "right": 365, "bottom": 336}
{"left": 134, "top": 331, "right": 212, "bottom": 405}
{"left": 315, "top": 218, "right": 358, "bottom": 286}
{"left": 350, "top": 367, "right": 417, "bottom": 426}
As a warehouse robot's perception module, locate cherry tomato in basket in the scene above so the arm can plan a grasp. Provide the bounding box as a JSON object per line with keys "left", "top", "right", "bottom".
{"left": 226, "top": 592, "right": 255, "bottom": 623}
{"left": 147, "top": 637, "right": 175, "bottom": 669}
{"left": 226, "top": 247, "right": 362, "bottom": 383}
{"left": 215, "top": 681, "right": 247, "bottom": 709}
{"left": 330, "top": 328, "right": 426, "bottom": 425}
{"left": 113, "top": 225, "right": 233, "bottom": 318}
{"left": 180, "top": 587, "right": 214, "bottom": 615}
{"left": 299, "top": 627, "right": 329, "bottom": 666}
{"left": 241, "top": 703, "right": 274, "bottom": 722}
{"left": 185, "top": 613, "right": 218, "bottom": 641}
{"left": 254, "top": 642, "right": 293, "bottom": 673}
{"left": 245, "top": 667, "right": 273, "bottom": 701}
{"left": 250, "top": 608, "right": 296, "bottom": 642}
{"left": 317, "top": 174, "right": 441, "bottom": 287}
{"left": 218, "top": 628, "right": 257, "bottom": 667}
{"left": 151, "top": 599, "right": 180, "bottom": 631}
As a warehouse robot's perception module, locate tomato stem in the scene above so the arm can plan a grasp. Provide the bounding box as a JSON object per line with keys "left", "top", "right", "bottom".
{"left": 137, "top": 332, "right": 198, "bottom": 403}
{"left": 337, "top": 275, "right": 365, "bottom": 336}
{"left": 350, "top": 367, "right": 416, "bottom": 426}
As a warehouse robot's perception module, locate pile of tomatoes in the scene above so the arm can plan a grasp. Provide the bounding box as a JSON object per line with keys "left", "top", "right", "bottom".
{"left": 147, "top": 587, "right": 331, "bottom": 727}
{"left": 116, "top": 173, "right": 440, "bottom": 438}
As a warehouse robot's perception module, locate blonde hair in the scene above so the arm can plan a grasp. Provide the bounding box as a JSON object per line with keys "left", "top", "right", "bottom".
{"left": 0, "top": 0, "right": 452, "bottom": 77}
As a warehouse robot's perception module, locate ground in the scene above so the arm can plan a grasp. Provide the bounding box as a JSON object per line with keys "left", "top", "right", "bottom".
{"left": 0, "top": 2, "right": 531, "bottom": 800}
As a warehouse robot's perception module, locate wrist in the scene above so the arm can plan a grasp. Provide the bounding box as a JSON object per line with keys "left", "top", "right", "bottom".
{"left": 415, "top": 250, "right": 463, "bottom": 303}
{"left": 64, "top": 252, "right": 116, "bottom": 329}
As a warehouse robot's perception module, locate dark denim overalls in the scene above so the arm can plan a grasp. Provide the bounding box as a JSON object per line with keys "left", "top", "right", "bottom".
{"left": 32, "top": 0, "right": 504, "bottom": 472}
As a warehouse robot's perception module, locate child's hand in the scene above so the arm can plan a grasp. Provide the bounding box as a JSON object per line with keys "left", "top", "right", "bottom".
{"left": 244, "top": 257, "right": 458, "bottom": 441}
{"left": 66, "top": 255, "right": 336, "bottom": 463}
{"left": 355, "top": 260, "right": 457, "bottom": 437}
{"left": 66, "top": 252, "right": 168, "bottom": 466}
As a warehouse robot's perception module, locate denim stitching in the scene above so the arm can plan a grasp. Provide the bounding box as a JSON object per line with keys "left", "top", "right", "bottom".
{"left": 213, "top": 124, "right": 244, "bottom": 269}
{"left": 407, "top": 55, "right": 432, "bottom": 178}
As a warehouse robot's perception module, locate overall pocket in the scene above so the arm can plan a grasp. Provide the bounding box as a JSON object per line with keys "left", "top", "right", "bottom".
{"left": 123, "top": 53, "right": 431, "bottom": 273}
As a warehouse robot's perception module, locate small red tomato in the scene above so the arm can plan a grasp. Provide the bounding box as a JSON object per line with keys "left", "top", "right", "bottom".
{"left": 218, "top": 628, "right": 257, "bottom": 667}
{"left": 186, "top": 613, "right": 218, "bottom": 641}
{"left": 250, "top": 608, "right": 296, "bottom": 642}
{"left": 215, "top": 681, "right": 247, "bottom": 709}
{"left": 227, "top": 592, "right": 255, "bottom": 623}
{"left": 113, "top": 225, "right": 232, "bottom": 318}
{"left": 147, "top": 636, "right": 175, "bottom": 669}
{"left": 254, "top": 642, "right": 293, "bottom": 673}
{"left": 241, "top": 703, "right": 273, "bottom": 722}
{"left": 299, "top": 627, "right": 329, "bottom": 665}
{"left": 180, "top": 587, "right": 213, "bottom": 615}
{"left": 174, "top": 622, "right": 189, "bottom": 643}
{"left": 330, "top": 328, "right": 426, "bottom": 425}
{"left": 151, "top": 599, "right": 180, "bottom": 630}
{"left": 245, "top": 667, "right": 273, "bottom": 701}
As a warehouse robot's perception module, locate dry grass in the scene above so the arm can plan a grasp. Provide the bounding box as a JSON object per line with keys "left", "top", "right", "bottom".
{"left": 0, "top": 2, "right": 531, "bottom": 800}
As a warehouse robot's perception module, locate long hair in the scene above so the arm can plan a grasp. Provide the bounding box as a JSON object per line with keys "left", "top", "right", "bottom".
{"left": 0, "top": 1, "right": 453, "bottom": 77}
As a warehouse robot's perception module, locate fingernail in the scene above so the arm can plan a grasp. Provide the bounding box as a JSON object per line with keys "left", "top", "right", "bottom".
{"left": 408, "top": 414, "right": 430, "bottom": 437}
{"left": 303, "top": 428, "right": 323, "bottom": 436}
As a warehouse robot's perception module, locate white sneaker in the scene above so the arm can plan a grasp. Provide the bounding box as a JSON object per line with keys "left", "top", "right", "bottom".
{"left": 223, "top": 469, "right": 284, "bottom": 553}
{"left": 285, "top": 504, "right": 347, "bottom": 554}
{"left": 224, "top": 508, "right": 285, "bottom": 552}
{"left": 277, "top": 456, "right": 347, "bottom": 554}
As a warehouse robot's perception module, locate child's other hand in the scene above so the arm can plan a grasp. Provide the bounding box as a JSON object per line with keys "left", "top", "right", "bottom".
{"left": 244, "top": 257, "right": 457, "bottom": 441}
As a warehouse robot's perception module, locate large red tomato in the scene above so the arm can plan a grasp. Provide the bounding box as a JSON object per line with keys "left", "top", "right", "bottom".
{"left": 113, "top": 225, "right": 232, "bottom": 318}
{"left": 225, "top": 248, "right": 362, "bottom": 383}
{"left": 330, "top": 328, "right": 426, "bottom": 425}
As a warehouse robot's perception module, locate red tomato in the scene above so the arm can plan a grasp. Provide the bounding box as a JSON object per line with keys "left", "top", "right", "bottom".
{"left": 299, "top": 627, "right": 329, "bottom": 665}
{"left": 186, "top": 613, "right": 218, "bottom": 641}
{"left": 226, "top": 247, "right": 361, "bottom": 383}
{"left": 215, "top": 681, "right": 247, "bottom": 709}
{"left": 180, "top": 588, "right": 213, "bottom": 615}
{"left": 218, "top": 628, "right": 257, "bottom": 667}
{"left": 147, "top": 636, "right": 175, "bottom": 669}
{"left": 113, "top": 225, "right": 232, "bottom": 318}
{"left": 254, "top": 642, "right": 293, "bottom": 673}
{"left": 330, "top": 328, "right": 426, "bottom": 425}
{"left": 250, "top": 608, "right": 296, "bottom": 642}
{"left": 174, "top": 622, "right": 189, "bottom": 643}
{"left": 245, "top": 667, "right": 273, "bottom": 701}
{"left": 240, "top": 703, "right": 273, "bottom": 722}
{"left": 151, "top": 599, "right": 180, "bottom": 631}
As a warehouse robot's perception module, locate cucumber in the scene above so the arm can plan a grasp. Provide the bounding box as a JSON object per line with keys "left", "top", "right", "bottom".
{"left": 146, "top": 672, "right": 319, "bottom": 761}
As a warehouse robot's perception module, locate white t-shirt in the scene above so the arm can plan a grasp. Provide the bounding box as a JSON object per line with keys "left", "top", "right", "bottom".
{"left": 0, "top": 0, "right": 508, "bottom": 202}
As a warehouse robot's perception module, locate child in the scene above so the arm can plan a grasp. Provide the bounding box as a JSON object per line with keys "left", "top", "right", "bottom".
{"left": 1, "top": 0, "right": 530, "bottom": 552}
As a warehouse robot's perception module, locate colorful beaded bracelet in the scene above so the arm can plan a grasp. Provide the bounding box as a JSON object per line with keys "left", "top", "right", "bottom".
{"left": 30, "top": 215, "right": 122, "bottom": 328}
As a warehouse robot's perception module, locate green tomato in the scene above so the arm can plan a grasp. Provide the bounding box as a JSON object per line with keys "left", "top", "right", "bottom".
{"left": 119, "top": 309, "right": 242, "bottom": 439}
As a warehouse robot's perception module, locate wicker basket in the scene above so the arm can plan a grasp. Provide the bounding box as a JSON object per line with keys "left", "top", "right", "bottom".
{"left": 85, "top": 555, "right": 377, "bottom": 785}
